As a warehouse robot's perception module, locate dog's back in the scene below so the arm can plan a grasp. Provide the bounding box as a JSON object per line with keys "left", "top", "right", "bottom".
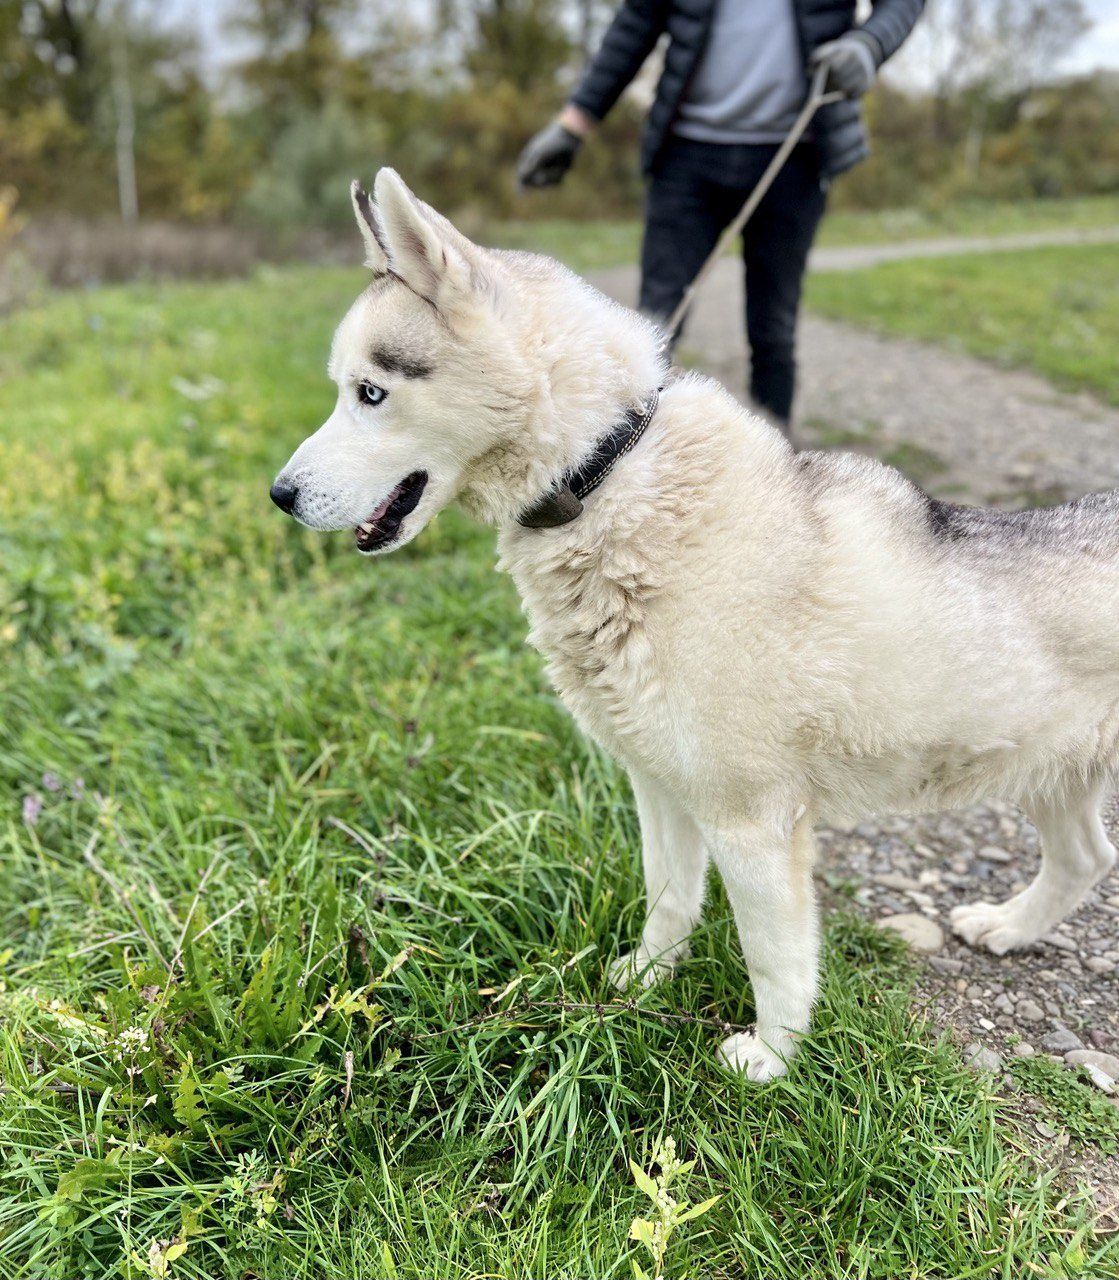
{"left": 798, "top": 447, "right": 1119, "bottom": 675}
{"left": 925, "top": 487, "right": 1119, "bottom": 558}
{"left": 923, "top": 488, "right": 1119, "bottom": 678}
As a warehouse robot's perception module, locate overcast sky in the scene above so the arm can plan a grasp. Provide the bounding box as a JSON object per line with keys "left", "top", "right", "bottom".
{"left": 1074, "top": 0, "right": 1119, "bottom": 72}
{"left": 162, "top": 0, "right": 1119, "bottom": 80}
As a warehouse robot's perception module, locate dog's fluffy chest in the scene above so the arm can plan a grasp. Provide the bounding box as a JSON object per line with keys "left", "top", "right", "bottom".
{"left": 499, "top": 516, "right": 678, "bottom": 763}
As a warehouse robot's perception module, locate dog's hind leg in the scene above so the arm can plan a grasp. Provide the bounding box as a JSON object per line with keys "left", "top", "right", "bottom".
{"left": 610, "top": 773, "right": 707, "bottom": 991}
{"left": 951, "top": 785, "right": 1116, "bottom": 955}
{"left": 706, "top": 810, "right": 820, "bottom": 1082}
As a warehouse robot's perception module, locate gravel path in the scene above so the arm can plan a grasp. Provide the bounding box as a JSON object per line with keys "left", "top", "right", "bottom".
{"left": 592, "top": 255, "right": 1119, "bottom": 1191}
{"left": 593, "top": 257, "right": 1119, "bottom": 502}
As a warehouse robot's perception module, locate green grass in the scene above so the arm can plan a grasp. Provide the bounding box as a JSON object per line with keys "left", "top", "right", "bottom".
{"left": 485, "top": 219, "right": 642, "bottom": 273}
{"left": 808, "top": 242, "right": 1119, "bottom": 404}
{"left": 1010, "top": 1057, "right": 1119, "bottom": 1156}
{"left": 484, "top": 194, "right": 1119, "bottom": 269}
{"left": 817, "top": 194, "right": 1119, "bottom": 248}
{"left": 1, "top": 265, "right": 1117, "bottom": 1278}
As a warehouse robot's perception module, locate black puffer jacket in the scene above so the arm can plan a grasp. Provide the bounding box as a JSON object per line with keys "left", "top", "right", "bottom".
{"left": 569, "top": 0, "right": 924, "bottom": 177}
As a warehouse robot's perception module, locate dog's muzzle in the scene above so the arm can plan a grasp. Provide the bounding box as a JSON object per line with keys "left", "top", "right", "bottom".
{"left": 354, "top": 471, "right": 428, "bottom": 552}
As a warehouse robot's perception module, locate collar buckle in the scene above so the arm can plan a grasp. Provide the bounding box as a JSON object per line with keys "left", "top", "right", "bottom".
{"left": 517, "top": 388, "right": 661, "bottom": 530}
{"left": 517, "top": 483, "right": 584, "bottom": 529}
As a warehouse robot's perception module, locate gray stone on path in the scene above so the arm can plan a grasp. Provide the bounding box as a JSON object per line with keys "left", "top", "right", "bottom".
{"left": 878, "top": 912, "right": 944, "bottom": 953}
{"left": 872, "top": 872, "right": 920, "bottom": 891}
{"left": 1065, "top": 1050, "right": 1119, "bottom": 1093}
{"left": 1082, "top": 1063, "right": 1117, "bottom": 1093}
{"left": 964, "top": 1041, "right": 1004, "bottom": 1073}
{"left": 1016, "top": 1000, "right": 1045, "bottom": 1023}
{"left": 1041, "top": 1028, "right": 1086, "bottom": 1054}
{"left": 977, "top": 846, "right": 1012, "bottom": 864}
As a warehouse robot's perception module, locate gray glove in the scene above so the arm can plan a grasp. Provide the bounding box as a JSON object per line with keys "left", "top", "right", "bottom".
{"left": 809, "top": 32, "right": 879, "bottom": 98}
{"left": 517, "top": 121, "right": 583, "bottom": 189}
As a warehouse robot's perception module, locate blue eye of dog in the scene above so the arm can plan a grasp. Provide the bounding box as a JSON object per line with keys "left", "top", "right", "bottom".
{"left": 357, "top": 381, "right": 387, "bottom": 407}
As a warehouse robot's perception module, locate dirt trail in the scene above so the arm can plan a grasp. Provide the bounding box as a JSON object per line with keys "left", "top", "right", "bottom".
{"left": 592, "top": 255, "right": 1119, "bottom": 501}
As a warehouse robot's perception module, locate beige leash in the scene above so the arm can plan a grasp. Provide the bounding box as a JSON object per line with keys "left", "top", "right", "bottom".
{"left": 665, "top": 65, "right": 845, "bottom": 342}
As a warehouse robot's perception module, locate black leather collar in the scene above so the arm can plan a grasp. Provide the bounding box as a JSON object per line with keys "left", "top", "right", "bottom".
{"left": 517, "top": 388, "right": 661, "bottom": 529}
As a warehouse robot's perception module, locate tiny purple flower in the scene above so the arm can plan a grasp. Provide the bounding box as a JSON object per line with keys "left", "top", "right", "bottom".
{"left": 42, "top": 772, "right": 63, "bottom": 793}
{"left": 22, "top": 793, "right": 43, "bottom": 826}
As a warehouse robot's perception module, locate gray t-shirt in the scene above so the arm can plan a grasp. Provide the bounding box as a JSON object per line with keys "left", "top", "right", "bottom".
{"left": 673, "top": 0, "right": 808, "bottom": 144}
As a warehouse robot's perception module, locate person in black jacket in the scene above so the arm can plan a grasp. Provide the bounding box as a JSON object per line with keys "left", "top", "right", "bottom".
{"left": 517, "top": 0, "right": 924, "bottom": 430}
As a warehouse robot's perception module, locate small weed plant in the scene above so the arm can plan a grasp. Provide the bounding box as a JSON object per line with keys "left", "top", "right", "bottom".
{"left": 627, "top": 1137, "right": 720, "bottom": 1279}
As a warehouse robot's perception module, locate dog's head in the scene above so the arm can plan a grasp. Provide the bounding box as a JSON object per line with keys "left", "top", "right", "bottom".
{"left": 270, "top": 169, "right": 533, "bottom": 554}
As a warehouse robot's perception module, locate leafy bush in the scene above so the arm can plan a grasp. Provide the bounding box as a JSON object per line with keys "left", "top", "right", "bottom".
{"left": 240, "top": 100, "right": 389, "bottom": 232}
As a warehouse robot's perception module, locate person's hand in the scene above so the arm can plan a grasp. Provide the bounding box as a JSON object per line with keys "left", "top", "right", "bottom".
{"left": 517, "top": 107, "right": 593, "bottom": 189}
{"left": 517, "top": 122, "right": 582, "bottom": 189}
{"left": 808, "top": 33, "right": 879, "bottom": 98}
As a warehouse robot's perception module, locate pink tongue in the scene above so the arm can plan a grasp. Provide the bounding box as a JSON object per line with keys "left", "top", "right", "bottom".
{"left": 367, "top": 483, "right": 401, "bottom": 525}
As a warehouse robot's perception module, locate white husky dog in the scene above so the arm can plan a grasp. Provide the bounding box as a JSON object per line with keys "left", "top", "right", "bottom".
{"left": 271, "top": 170, "right": 1119, "bottom": 1080}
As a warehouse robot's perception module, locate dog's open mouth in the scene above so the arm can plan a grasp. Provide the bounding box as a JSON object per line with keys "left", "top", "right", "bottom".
{"left": 355, "top": 470, "right": 428, "bottom": 552}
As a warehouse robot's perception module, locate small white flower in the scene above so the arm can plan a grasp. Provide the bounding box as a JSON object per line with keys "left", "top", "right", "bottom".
{"left": 111, "top": 1024, "right": 151, "bottom": 1071}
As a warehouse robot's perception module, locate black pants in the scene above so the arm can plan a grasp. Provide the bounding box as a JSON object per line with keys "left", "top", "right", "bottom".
{"left": 639, "top": 137, "right": 827, "bottom": 427}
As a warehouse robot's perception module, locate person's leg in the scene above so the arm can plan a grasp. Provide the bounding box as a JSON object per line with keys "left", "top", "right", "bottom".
{"left": 741, "top": 145, "right": 827, "bottom": 429}
{"left": 640, "top": 140, "right": 740, "bottom": 349}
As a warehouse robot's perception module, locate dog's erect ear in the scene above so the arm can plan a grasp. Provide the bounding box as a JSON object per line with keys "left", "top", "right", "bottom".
{"left": 373, "top": 167, "right": 484, "bottom": 310}
{"left": 351, "top": 180, "right": 389, "bottom": 275}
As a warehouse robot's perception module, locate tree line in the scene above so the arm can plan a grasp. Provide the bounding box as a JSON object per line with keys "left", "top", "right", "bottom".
{"left": 1, "top": 0, "right": 1115, "bottom": 230}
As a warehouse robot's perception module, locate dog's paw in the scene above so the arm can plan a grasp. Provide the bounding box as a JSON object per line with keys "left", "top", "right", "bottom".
{"left": 608, "top": 950, "right": 674, "bottom": 991}
{"left": 950, "top": 901, "right": 1035, "bottom": 955}
{"left": 717, "top": 1031, "right": 789, "bottom": 1082}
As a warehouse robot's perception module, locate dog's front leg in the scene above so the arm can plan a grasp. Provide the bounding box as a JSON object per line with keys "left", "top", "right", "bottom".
{"left": 610, "top": 772, "right": 707, "bottom": 990}
{"left": 705, "top": 810, "right": 819, "bottom": 1082}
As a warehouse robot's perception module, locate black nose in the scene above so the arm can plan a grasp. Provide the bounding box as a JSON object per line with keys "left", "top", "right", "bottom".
{"left": 270, "top": 480, "right": 298, "bottom": 514}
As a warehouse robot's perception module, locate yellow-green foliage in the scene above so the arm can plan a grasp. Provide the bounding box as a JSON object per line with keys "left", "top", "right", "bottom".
{"left": 628, "top": 1138, "right": 720, "bottom": 1280}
